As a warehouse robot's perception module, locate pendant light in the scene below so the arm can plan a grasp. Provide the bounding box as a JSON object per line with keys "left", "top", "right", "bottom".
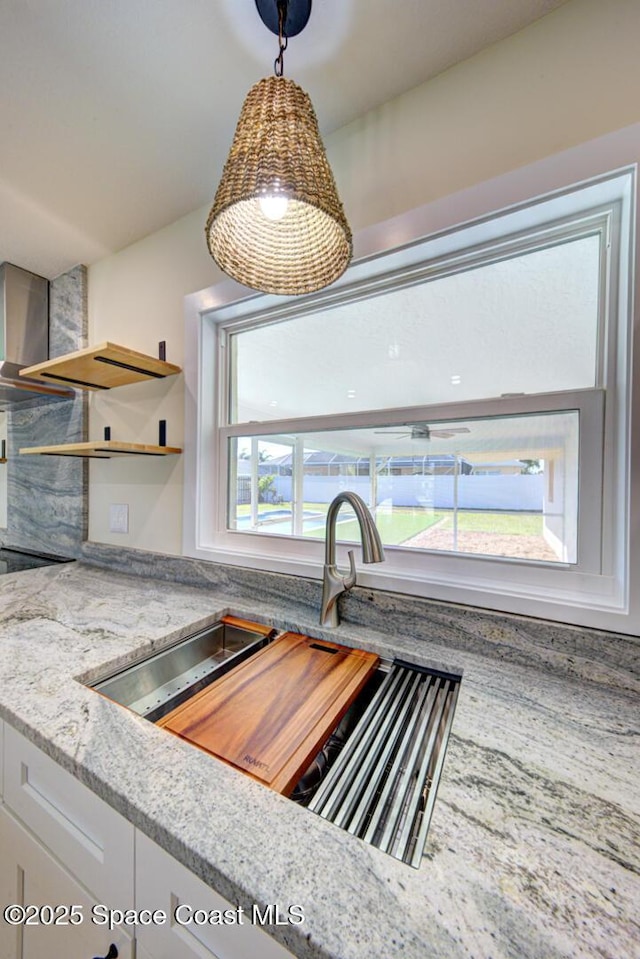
{"left": 205, "top": 0, "right": 352, "bottom": 296}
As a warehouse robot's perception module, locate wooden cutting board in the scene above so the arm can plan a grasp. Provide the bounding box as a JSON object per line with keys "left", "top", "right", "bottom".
{"left": 158, "top": 632, "right": 379, "bottom": 795}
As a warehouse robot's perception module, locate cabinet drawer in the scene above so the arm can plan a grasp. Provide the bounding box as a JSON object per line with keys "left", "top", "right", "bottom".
{"left": 3, "top": 725, "right": 134, "bottom": 909}
{"left": 136, "top": 832, "right": 297, "bottom": 959}
{"left": 0, "top": 806, "right": 134, "bottom": 959}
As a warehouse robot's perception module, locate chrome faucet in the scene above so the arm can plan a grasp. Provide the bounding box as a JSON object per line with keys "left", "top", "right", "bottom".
{"left": 320, "top": 491, "right": 385, "bottom": 628}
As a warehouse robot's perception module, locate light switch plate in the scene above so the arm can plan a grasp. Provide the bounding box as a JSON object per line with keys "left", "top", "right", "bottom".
{"left": 109, "top": 503, "right": 129, "bottom": 534}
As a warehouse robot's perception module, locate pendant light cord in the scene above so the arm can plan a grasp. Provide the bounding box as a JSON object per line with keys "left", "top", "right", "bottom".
{"left": 274, "top": 0, "right": 288, "bottom": 76}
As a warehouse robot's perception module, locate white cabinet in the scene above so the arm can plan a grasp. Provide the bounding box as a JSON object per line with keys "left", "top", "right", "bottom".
{"left": 0, "top": 720, "right": 4, "bottom": 799}
{"left": 2, "top": 724, "right": 134, "bottom": 910}
{"left": 0, "top": 725, "right": 297, "bottom": 959}
{"left": 1, "top": 726, "right": 134, "bottom": 959}
{"left": 0, "top": 806, "right": 133, "bottom": 959}
{"left": 136, "top": 946, "right": 157, "bottom": 959}
{"left": 135, "top": 831, "right": 296, "bottom": 959}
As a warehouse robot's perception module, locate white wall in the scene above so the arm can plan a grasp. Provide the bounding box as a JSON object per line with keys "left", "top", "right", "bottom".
{"left": 87, "top": 0, "right": 640, "bottom": 555}
{"left": 87, "top": 207, "right": 220, "bottom": 552}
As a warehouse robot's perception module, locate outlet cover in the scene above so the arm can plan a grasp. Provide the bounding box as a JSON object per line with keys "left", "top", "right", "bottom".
{"left": 109, "top": 503, "right": 129, "bottom": 534}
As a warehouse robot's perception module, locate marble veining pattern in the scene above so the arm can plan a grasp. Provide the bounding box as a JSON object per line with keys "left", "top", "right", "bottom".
{"left": 48, "top": 264, "right": 88, "bottom": 359}
{"left": 81, "top": 541, "right": 640, "bottom": 689}
{"left": 0, "top": 561, "right": 637, "bottom": 959}
{"left": 7, "top": 266, "right": 87, "bottom": 555}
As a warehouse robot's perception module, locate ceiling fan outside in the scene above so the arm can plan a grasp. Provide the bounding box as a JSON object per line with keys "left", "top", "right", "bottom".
{"left": 374, "top": 424, "right": 471, "bottom": 440}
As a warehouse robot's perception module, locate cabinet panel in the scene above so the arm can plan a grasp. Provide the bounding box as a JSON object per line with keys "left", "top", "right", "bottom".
{"left": 135, "top": 946, "right": 157, "bottom": 959}
{"left": 2, "top": 726, "right": 134, "bottom": 909}
{"left": 136, "top": 832, "right": 296, "bottom": 959}
{"left": 136, "top": 946, "right": 157, "bottom": 959}
{"left": 0, "top": 806, "right": 133, "bottom": 959}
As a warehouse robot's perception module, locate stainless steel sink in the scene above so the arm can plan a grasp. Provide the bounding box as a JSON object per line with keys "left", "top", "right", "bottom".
{"left": 89, "top": 617, "right": 461, "bottom": 868}
{"left": 91, "top": 617, "right": 276, "bottom": 722}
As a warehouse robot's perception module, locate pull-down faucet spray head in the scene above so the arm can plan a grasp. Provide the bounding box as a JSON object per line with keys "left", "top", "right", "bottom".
{"left": 320, "top": 491, "right": 385, "bottom": 628}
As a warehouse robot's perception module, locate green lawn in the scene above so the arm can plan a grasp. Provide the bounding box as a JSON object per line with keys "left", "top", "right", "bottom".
{"left": 234, "top": 502, "right": 543, "bottom": 543}
{"left": 438, "top": 510, "right": 543, "bottom": 535}
{"left": 304, "top": 507, "right": 442, "bottom": 545}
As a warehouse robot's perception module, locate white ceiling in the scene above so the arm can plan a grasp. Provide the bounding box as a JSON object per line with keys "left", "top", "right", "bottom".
{"left": 0, "top": 0, "right": 568, "bottom": 279}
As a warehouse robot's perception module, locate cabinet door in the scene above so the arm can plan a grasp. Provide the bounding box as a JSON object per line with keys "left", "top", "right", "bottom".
{"left": 0, "top": 806, "right": 133, "bottom": 959}
{"left": 3, "top": 725, "right": 134, "bottom": 909}
{"left": 135, "top": 831, "right": 296, "bottom": 959}
{"left": 135, "top": 946, "right": 157, "bottom": 959}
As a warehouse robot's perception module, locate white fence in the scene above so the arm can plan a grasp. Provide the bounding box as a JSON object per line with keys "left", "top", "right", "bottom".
{"left": 268, "top": 473, "right": 544, "bottom": 511}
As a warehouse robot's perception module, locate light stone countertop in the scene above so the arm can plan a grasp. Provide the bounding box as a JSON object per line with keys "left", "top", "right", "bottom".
{"left": 0, "top": 561, "right": 638, "bottom": 959}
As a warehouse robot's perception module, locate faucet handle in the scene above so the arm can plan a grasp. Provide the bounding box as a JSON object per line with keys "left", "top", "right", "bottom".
{"left": 343, "top": 550, "right": 357, "bottom": 590}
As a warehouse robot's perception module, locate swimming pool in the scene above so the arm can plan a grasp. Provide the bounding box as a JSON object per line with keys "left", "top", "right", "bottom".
{"left": 234, "top": 509, "right": 326, "bottom": 533}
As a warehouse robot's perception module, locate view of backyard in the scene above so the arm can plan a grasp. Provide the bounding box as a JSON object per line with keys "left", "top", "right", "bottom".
{"left": 229, "top": 407, "right": 580, "bottom": 565}
{"left": 234, "top": 502, "right": 558, "bottom": 562}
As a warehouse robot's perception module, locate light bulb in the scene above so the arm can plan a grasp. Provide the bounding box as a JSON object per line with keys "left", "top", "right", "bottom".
{"left": 259, "top": 194, "right": 289, "bottom": 221}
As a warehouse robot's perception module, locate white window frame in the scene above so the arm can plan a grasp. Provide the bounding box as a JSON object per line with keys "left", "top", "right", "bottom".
{"left": 183, "top": 141, "right": 637, "bottom": 634}
{"left": 217, "top": 388, "right": 603, "bottom": 571}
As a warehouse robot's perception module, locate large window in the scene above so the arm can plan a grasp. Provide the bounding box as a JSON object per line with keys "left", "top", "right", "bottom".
{"left": 227, "top": 408, "right": 587, "bottom": 566}
{"left": 229, "top": 232, "right": 601, "bottom": 421}
{"left": 184, "top": 163, "right": 635, "bottom": 631}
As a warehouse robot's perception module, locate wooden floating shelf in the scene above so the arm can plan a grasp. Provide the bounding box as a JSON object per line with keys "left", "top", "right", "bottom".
{"left": 19, "top": 441, "right": 182, "bottom": 459}
{"left": 19, "top": 342, "right": 181, "bottom": 391}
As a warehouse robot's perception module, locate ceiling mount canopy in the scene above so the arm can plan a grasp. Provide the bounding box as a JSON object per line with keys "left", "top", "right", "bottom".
{"left": 254, "top": 0, "right": 312, "bottom": 39}
{"left": 205, "top": 0, "right": 352, "bottom": 297}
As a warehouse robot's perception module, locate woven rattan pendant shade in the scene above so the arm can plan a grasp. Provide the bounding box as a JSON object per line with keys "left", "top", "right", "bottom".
{"left": 206, "top": 76, "right": 352, "bottom": 296}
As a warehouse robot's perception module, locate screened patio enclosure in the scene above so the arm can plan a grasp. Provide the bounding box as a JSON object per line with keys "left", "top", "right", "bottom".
{"left": 228, "top": 409, "right": 579, "bottom": 565}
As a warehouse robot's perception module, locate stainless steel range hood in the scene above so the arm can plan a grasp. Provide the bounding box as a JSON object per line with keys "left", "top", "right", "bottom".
{"left": 0, "top": 262, "right": 75, "bottom": 409}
